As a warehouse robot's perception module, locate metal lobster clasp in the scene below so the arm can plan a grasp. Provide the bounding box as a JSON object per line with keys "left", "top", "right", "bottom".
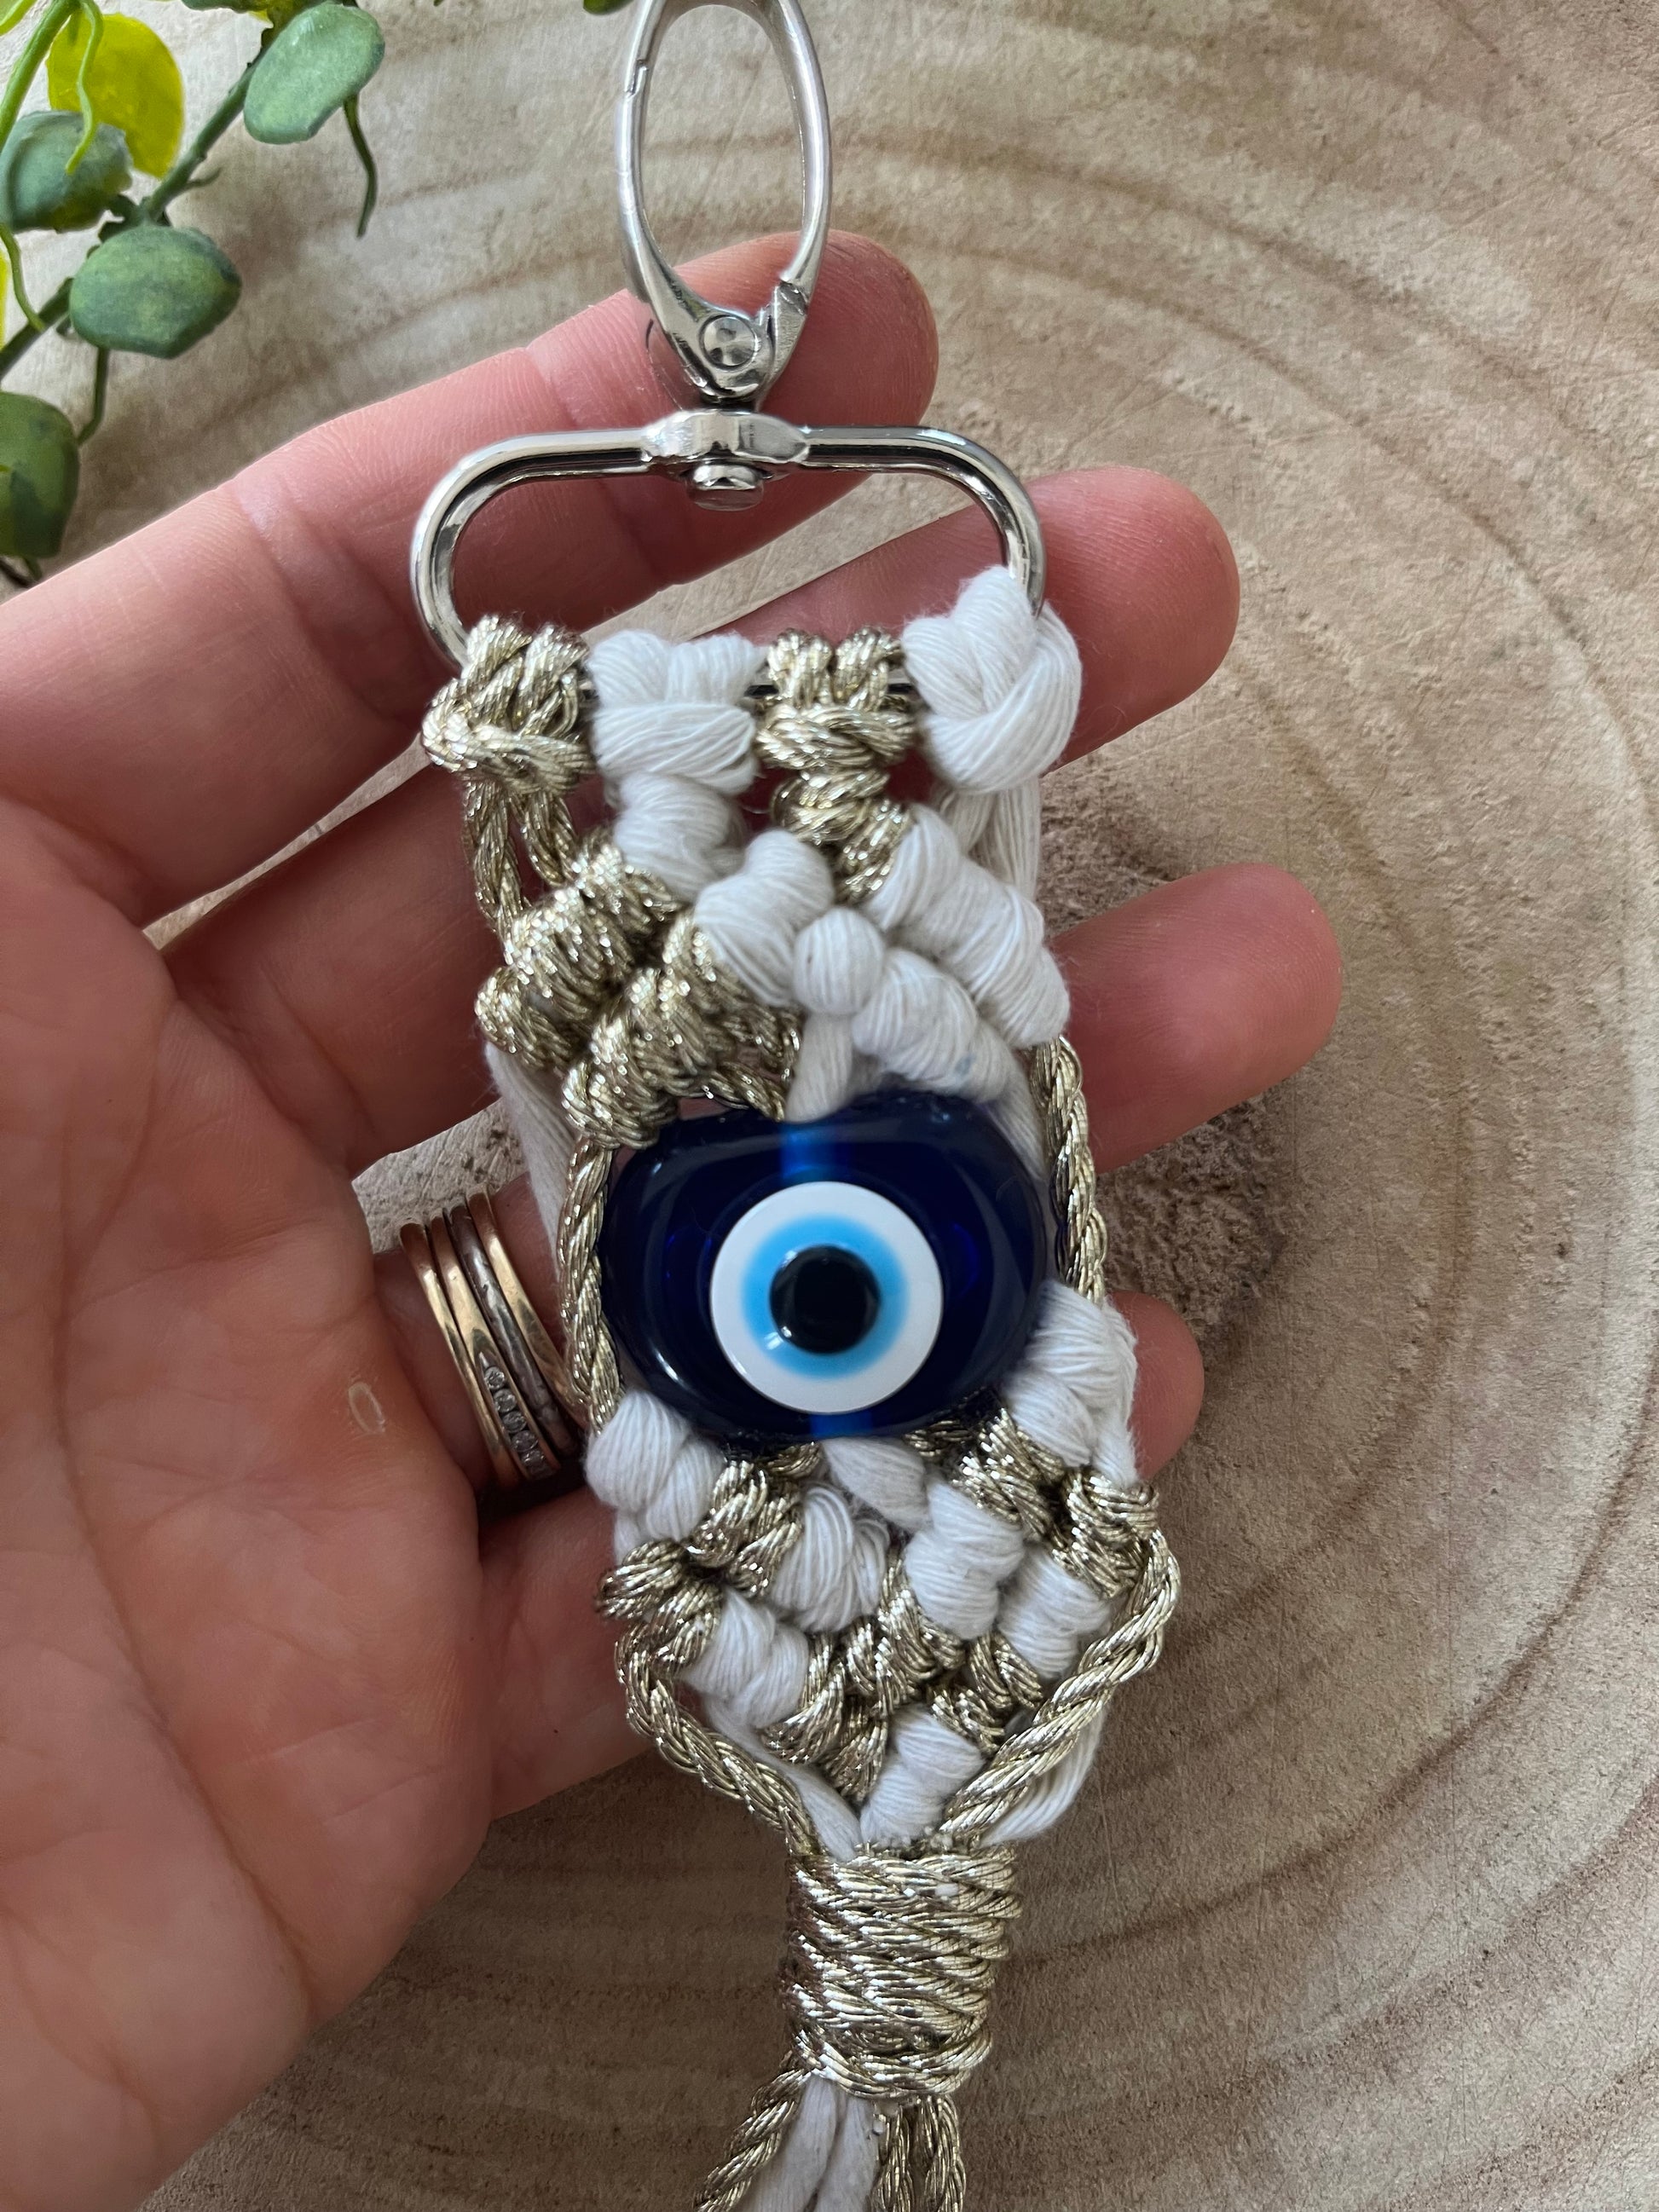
{"left": 619, "top": 0, "right": 831, "bottom": 417}
{"left": 410, "top": 0, "right": 1048, "bottom": 667}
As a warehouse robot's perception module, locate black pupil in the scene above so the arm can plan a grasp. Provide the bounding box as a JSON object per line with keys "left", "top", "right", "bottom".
{"left": 769, "top": 1245, "right": 881, "bottom": 1356}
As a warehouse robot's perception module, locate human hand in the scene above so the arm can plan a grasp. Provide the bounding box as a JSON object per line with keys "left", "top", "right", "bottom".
{"left": 0, "top": 233, "right": 1339, "bottom": 2211}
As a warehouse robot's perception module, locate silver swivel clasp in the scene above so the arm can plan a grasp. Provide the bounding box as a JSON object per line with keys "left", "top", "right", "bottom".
{"left": 620, "top": 0, "right": 830, "bottom": 476}
{"left": 411, "top": 0, "right": 1046, "bottom": 666}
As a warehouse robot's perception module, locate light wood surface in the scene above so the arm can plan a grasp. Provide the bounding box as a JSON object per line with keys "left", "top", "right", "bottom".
{"left": 47, "top": 0, "right": 1653, "bottom": 2203}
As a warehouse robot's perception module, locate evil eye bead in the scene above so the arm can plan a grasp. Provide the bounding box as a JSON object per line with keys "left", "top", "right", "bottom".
{"left": 598, "top": 1089, "right": 1048, "bottom": 1442}
{"left": 708, "top": 1181, "right": 945, "bottom": 1415}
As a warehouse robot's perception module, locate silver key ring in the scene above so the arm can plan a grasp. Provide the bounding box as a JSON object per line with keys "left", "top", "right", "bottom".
{"left": 409, "top": 0, "right": 1048, "bottom": 668}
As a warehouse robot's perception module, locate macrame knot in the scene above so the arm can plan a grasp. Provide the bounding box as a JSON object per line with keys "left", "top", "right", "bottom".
{"left": 902, "top": 568, "right": 1081, "bottom": 795}
{"left": 421, "top": 615, "right": 592, "bottom": 796}
{"left": 783, "top": 1845, "right": 1020, "bottom": 2105}
{"left": 756, "top": 627, "right": 915, "bottom": 900}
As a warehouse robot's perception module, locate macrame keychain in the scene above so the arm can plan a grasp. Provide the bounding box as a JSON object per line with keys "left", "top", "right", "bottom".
{"left": 408, "top": 3, "right": 1179, "bottom": 2203}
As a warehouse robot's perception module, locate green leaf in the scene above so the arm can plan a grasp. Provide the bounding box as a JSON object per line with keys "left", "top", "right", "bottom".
{"left": 244, "top": 4, "right": 384, "bottom": 145}
{"left": 583, "top": 0, "right": 635, "bottom": 12}
{"left": 68, "top": 222, "right": 240, "bottom": 356}
{"left": 0, "top": 109, "right": 131, "bottom": 230}
{"left": 46, "top": 12, "right": 184, "bottom": 178}
{"left": 177, "top": 0, "right": 266, "bottom": 12}
{"left": 0, "top": 390, "right": 79, "bottom": 557}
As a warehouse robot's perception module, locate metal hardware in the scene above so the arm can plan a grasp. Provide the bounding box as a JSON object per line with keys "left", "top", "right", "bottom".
{"left": 619, "top": 0, "right": 830, "bottom": 415}
{"left": 400, "top": 1192, "right": 584, "bottom": 1499}
{"left": 409, "top": 0, "right": 1049, "bottom": 666}
{"left": 413, "top": 413, "right": 1045, "bottom": 667}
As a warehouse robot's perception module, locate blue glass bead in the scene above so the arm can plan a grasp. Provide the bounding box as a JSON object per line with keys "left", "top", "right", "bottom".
{"left": 598, "top": 1089, "right": 1049, "bottom": 1443}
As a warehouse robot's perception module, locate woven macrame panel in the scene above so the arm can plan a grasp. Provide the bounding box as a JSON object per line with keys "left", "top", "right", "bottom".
{"left": 418, "top": 569, "right": 1176, "bottom": 2211}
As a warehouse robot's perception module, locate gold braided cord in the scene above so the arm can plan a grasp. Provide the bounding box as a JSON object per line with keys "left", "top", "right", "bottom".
{"left": 876, "top": 2096, "right": 965, "bottom": 2212}
{"left": 1029, "top": 1035, "right": 1107, "bottom": 1303}
{"left": 763, "top": 1551, "right": 966, "bottom": 1802}
{"left": 756, "top": 627, "right": 916, "bottom": 902}
{"left": 496, "top": 833, "right": 683, "bottom": 1065}
{"left": 612, "top": 1619, "right": 819, "bottom": 1860}
{"left": 692, "top": 2062, "right": 820, "bottom": 2212}
{"left": 424, "top": 613, "right": 1178, "bottom": 2212}
{"left": 937, "top": 1530, "right": 1181, "bottom": 1852}
{"left": 564, "top": 912, "right": 799, "bottom": 1149}
{"left": 783, "top": 1847, "right": 1020, "bottom": 2102}
{"left": 421, "top": 615, "right": 590, "bottom": 937}
{"left": 554, "top": 1132, "right": 621, "bottom": 1429}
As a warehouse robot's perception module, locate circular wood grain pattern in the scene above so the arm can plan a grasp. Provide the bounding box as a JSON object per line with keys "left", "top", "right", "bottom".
{"left": 68, "top": 0, "right": 1656, "bottom": 2205}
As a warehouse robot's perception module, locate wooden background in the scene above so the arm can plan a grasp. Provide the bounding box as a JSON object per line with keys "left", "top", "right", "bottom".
{"left": 15, "top": 0, "right": 1654, "bottom": 2203}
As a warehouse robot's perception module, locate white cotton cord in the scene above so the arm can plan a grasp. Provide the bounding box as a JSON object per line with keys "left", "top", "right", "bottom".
{"left": 486, "top": 1042, "right": 572, "bottom": 1282}
{"left": 997, "top": 1548, "right": 1111, "bottom": 1679}
{"left": 586, "top": 628, "right": 763, "bottom": 899}
{"left": 695, "top": 829, "right": 836, "bottom": 1005}
{"left": 820, "top": 1434, "right": 932, "bottom": 1533}
{"left": 786, "top": 935, "right": 1029, "bottom": 1129}
{"left": 985, "top": 1712, "right": 1107, "bottom": 1844}
{"left": 985, "top": 1074, "right": 1046, "bottom": 1176}
{"left": 864, "top": 804, "right": 1069, "bottom": 1048}
{"left": 723, "top": 1717, "right": 863, "bottom": 1862}
{"left": 939, "top": 777, "right": 1042, "bottom": 902}
{"left": 768, "top": 1483, "right": 890, "bottom": 1634}
{"left": 859, "top": 1707, "right": 987, "bottom": 1849}
{"left": 743, "top": 2076, "right": 845, "bottom": 2212}
{"left": 901, "top": 566, "right": 1083, "bottom": 897}
{"left": 814, "top": 2099, "right": 882, "bottom": 2212}
{"left": 901, "top": 1480, "right": 1026, "bottom": 1638}
{"left": 587, "top": 1393, "right": 885, "bottom": 1637}
{"left": 786, "top": 1013, "right": 861, "bottom": 1124}
{"left": 854, "top": 1291, "right": 1143, "bottom": 1848}
{"left": 684, "top": 1587, "right": 811, "bottom": 1733}
{"left": 1001, "top": 1280, "right": 1134, "bottom": 1463}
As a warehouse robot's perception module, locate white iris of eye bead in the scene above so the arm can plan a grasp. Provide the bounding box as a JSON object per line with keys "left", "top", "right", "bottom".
{"left": 708, "top": 1181, "right": 945, "bottom": 1416}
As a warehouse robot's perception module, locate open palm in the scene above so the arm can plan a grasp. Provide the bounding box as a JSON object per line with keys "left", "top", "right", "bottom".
{"left": 0, "top": 234, "right": 1339, "bottom": 2212}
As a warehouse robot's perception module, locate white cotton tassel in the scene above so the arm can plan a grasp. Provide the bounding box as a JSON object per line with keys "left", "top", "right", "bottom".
{"left": 743, "top": 2076, "right": 846, "bottom": 2212}
{"left": 901, "top": 566, "right": 1083, "bottom": 896}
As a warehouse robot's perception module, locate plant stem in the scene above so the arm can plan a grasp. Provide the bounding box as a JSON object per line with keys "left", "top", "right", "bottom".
{"left": 0, "top": 0, "right": 80, "bottom": 169}
{"left": 139, "top": 63, "right": 256, "bottom": 222}
{"left": 0, "top": 275, "right": 69, "bottom": 380}
{"left": 342, "top": 93, "right": 376, "bottom": 238}
{"left": 77, "top": 343, "right": 107, "bottom": 441}
{"left": 66, "top": 0, "right": 106, "bottom": 168}
{"left": 0, "top": 222, "right": 45, "bottom": 329}
{"left": 0, "top": 57, "right": 257, "bottom": 384}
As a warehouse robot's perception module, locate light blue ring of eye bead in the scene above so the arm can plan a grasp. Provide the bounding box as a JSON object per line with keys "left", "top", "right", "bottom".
{"left": 708, "top": 1181, "right": 945, "bottom": 1416}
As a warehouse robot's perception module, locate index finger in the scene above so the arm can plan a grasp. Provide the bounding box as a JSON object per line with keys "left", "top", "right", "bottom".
{"left": 0, "top": 232, "right": 936, "bottom": 922}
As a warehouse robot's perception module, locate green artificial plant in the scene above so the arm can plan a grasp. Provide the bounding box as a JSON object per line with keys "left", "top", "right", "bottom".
{"left": 0, "top": 0, "right": 389, "bottom": 582}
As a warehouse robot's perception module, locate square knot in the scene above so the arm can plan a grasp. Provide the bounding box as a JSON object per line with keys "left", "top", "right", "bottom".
{"left": 423, "top": 616, "right": 592, "bottom": 798}
{"left": 783, "top": 1845, "right": 1020, "bottom": 2105}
